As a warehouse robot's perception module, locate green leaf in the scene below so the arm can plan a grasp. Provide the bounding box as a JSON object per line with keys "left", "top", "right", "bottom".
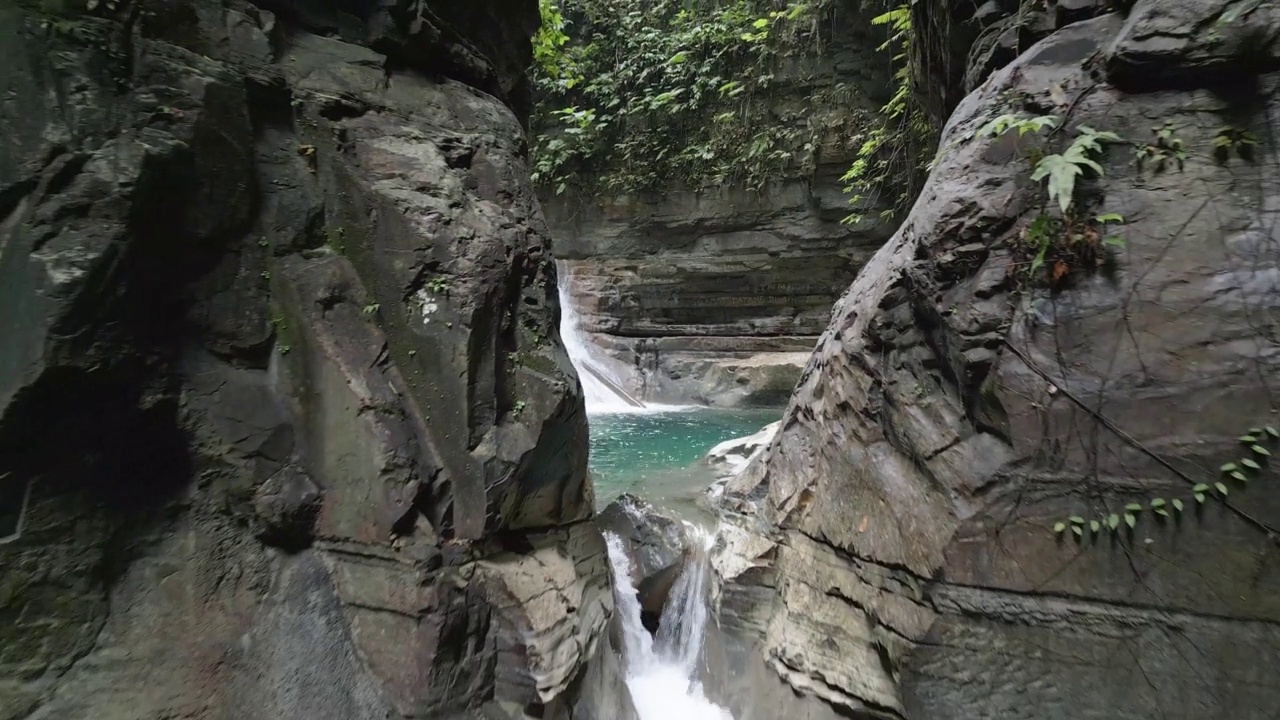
{"left": 1125, "top": 503, "right": 1144, "bottom": 512}
{"left": 1069, "top": 516, "right": 1085, "bottom": 525}
{"left": 1032, "top": 154, "right": 1083, "bottom": 213}
{"left": 1090, "top": 520, "right": 1101, "bottom": 533}
{"left": 1172, "top": 498, "right": 1184, "bottom": 512}
{"left": 1094, "top": 212, "right": 1124, "bottom": 224}
{"left": 752, "top": 17, "right": 768, "bottom": 28}
{"left": 1078, "top": 126, "right": 1123, "bottom": 143}
{"left": 1107, "top": 513, "right": 1120, "bottom": 529}
{"left": 1154, "top": 508, "right": 1169, "bottom": 517}
{"left": 668, "top": 51, "right": 688, "bottom": 64}
{"left": 1266, "top": 426, "right": 1279, "bottom": 438}
{"left": 1240, "top": 434, "right": 1258, "bottom": 443}
{"left": 1195, "top": 492, "right": 1206, "bottom": 503}
{"left": 1125, "top": 513, "right": 1137, "bottom": 528}
{"left": 1252, "top": 444, "right": 1271, "bottom": 456}
{"left": 1215, "top": 481, "right": 1229, "bottom": 495}
{"left": 1221, "top": 462, "right": 1239, "bottom": 472}
{"left": 1053, "top": 522, "right": 1066, "bottom": 533}
{"left": 1149, "top": 498, "right": 1166, "bottom": 508}
{"left": 1242, "top": 458, "right": 1262, "bottom": 470}
{"left": 1232, "top": 470, "right": 1248, "bottom": 481}
{"left": 1193, "top": 483, "right": 1210, "bottom": 492}
{"left": 1102, "top": 235, "right": 1126, "bottom": 248}
{"left": 1072, "top": 525, "right": 1083, "bottom": 537}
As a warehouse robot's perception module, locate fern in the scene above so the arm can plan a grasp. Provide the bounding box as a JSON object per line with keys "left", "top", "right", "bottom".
{"left": 1030, "top": 126, "right": 1121, "bottom": 213}
{"left": 979, "top": 113, "right": 1058, "bottom": 138}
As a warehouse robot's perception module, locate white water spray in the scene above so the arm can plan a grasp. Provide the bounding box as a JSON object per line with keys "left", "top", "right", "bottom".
{"left": 557, "top": 263, "right": 649, "bottom": 413}
{"left": 604, "top": 527, "right": 733, "bottom": 720}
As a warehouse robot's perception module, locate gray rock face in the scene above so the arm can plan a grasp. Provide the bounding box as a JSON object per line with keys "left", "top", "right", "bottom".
{"left": 0, "top": 2, "right": 608, "bottom": 719}
{"left": 542, "top": 6, "right": 897, "bottom": 407}
{"left": 717, "top": 3, "right": 1280, "bottom": 719}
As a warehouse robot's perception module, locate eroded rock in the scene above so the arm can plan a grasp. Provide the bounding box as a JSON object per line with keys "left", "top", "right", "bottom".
{"left": 0, "top": 2, "right": 607, "bottom": 719}
{"left": 718, "top": 3, "right": 1280, "bottom": 719}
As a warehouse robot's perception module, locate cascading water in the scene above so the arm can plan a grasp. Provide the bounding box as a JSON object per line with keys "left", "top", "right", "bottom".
{"left": 604, "top": 528, "right": 733, "bottom": 720}
{"left": 557, "top": 263, "right": 648, "bottom": 413}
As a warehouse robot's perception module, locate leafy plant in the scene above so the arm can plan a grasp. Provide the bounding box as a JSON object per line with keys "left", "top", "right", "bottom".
{"left": 1031, "top": 126, "right": 1121, "bottom": 213}
{"left": 362, "top": 303, "right": 380, "bottom": 315}
{"left": 530, "top": 0, "right": 863, "bottom": 194}
{"left": 1054, "top": 423, "right": 1276, "bottom": 540}
{"left": 978, "top": 114, "right": 1125, "bottom": 286}
{"left": 978, "top": 113, "right": 1058, "bottom": 138}
{"left": 1016, "top": 211, "right": 1123, "bottom": 285}
{"left": 1134, "top": 122, "right": 1186, "bottom": 173}
{"left": 1212, "top": 125, "right": 1259, "bottom": 162}
{"left": 839, "top": 4, "right": 937, "bottom": 225}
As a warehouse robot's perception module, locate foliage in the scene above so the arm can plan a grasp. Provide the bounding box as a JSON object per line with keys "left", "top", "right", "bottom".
{"left": 533, "top": 0, "right": 573, "bottom": 80}
{"left": 1032, "top": 126, "right": 1122, "bottom": 213}
{"left": 529, "top": 0, "right": 865, "bottom": 194}
{"left": 1213, "top": 124, "right": 1259, "bottom": 162}
{"left": 838, "top": 4, "right": 937, "bottom": 225}
{"left": 1016, "top": 211, "right": 1124, "bottom": 285}
{"left": 1054, "top": 424, "right": 1278, "bottom": 540}
{"left": 1134, "top": 121, "right": 1186, "bottom": 173}
{"left": 979, "top": 113, "right": 1124, "bottom": 287}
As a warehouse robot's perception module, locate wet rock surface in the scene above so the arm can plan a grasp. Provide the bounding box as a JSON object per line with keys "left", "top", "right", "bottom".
{"left": 716, "top": 2, "right": 1280, "bottom": 719}
{"left": 0, "top": 1, "right": 608, "bottom": 718}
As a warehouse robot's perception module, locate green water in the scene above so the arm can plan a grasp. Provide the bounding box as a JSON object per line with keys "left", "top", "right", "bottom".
{"left": 588, "top": 408, "right": 781, "bottom": 509}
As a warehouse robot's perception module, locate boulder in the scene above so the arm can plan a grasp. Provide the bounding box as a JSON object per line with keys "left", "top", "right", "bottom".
{"left": 718, "top": 3, "right": 1280, "bottom": 719}
{"left": 597, "top": 493, "right": 687, "bottom": 583}
{"left": 704, "top": 422, "right": 781, "bottom": 486}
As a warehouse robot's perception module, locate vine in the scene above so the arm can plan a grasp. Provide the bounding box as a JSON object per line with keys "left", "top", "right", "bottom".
{"left": 1053, "top": 425, "right": 1278, "bottom": 539}
{"left": 529, "top": 0, "right": 866, "bottom": 195}
{"left": 838, "top": 4, "right": 937, "bottom": 225}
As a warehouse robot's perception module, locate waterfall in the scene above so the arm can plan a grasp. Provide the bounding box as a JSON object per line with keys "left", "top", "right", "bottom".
{"left": 604, "top": 529, "right": 733, "bottom": 720}
{"left": 557, "top": 262, "right": 648, "bottom": 413}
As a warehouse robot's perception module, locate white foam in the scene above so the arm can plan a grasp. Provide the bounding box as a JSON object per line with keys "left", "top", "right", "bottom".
{"left": 604, "top": 528, "right": 733, "bottom": 720}
{"left": 557, "top": 263, "right": 698, "bottom": 416}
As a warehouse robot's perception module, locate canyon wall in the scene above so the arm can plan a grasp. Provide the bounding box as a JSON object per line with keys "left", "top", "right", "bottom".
{"left": 715, "top": 1, "right": 1280, "bottom": 718}
{"left": 542, "top": 2, "right": 895, "bottom": 407}
{"left": 0, "top": 1, "right": 610, "bottom": 718}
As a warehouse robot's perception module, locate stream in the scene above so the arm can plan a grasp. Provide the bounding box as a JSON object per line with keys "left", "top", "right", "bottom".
{"left": 559, "top": 272, "right": 781, "bottom": 720}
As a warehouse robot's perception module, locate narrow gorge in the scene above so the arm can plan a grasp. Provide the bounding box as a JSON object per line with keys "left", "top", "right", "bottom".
{"left": 3, "top": 0, "right": 1280, "bottom": 719}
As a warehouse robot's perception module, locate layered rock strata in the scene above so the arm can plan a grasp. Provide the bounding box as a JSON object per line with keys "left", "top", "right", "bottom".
{"left": 0, "top": 1, "right": 610, "bottom": 718}
{"left": 543, "top": 3, "right": 897, "bottom": 407}
{"left": 715, "top": 1, "right": 1280, "bottom": 718}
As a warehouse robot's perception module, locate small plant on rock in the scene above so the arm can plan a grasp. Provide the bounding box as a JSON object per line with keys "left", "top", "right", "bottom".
{"left": 979, "top": 112, "right": 1124, "bottom": 287}
{"left": 1134, "top": 121, "right": 1186, "bottom": 173}
{"left": 1054, "top": 423, "right": 1277, "bottom": 540}
{"left": 1032, "top": 126, "right": 1122, "bottom": 213}
{"left": 1212, "top": 125, "right": 1259, "bottom": 163}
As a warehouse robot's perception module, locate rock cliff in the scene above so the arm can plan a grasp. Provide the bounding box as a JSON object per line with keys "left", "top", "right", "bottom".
{"left": 716, "top": 1, "right": 1280, "bottom": 718}
{"left": 0, "top": 1, "right": 609, "bottom": 718}
{"left": 541, "top": 2, "right": 896, "bottom": 407}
